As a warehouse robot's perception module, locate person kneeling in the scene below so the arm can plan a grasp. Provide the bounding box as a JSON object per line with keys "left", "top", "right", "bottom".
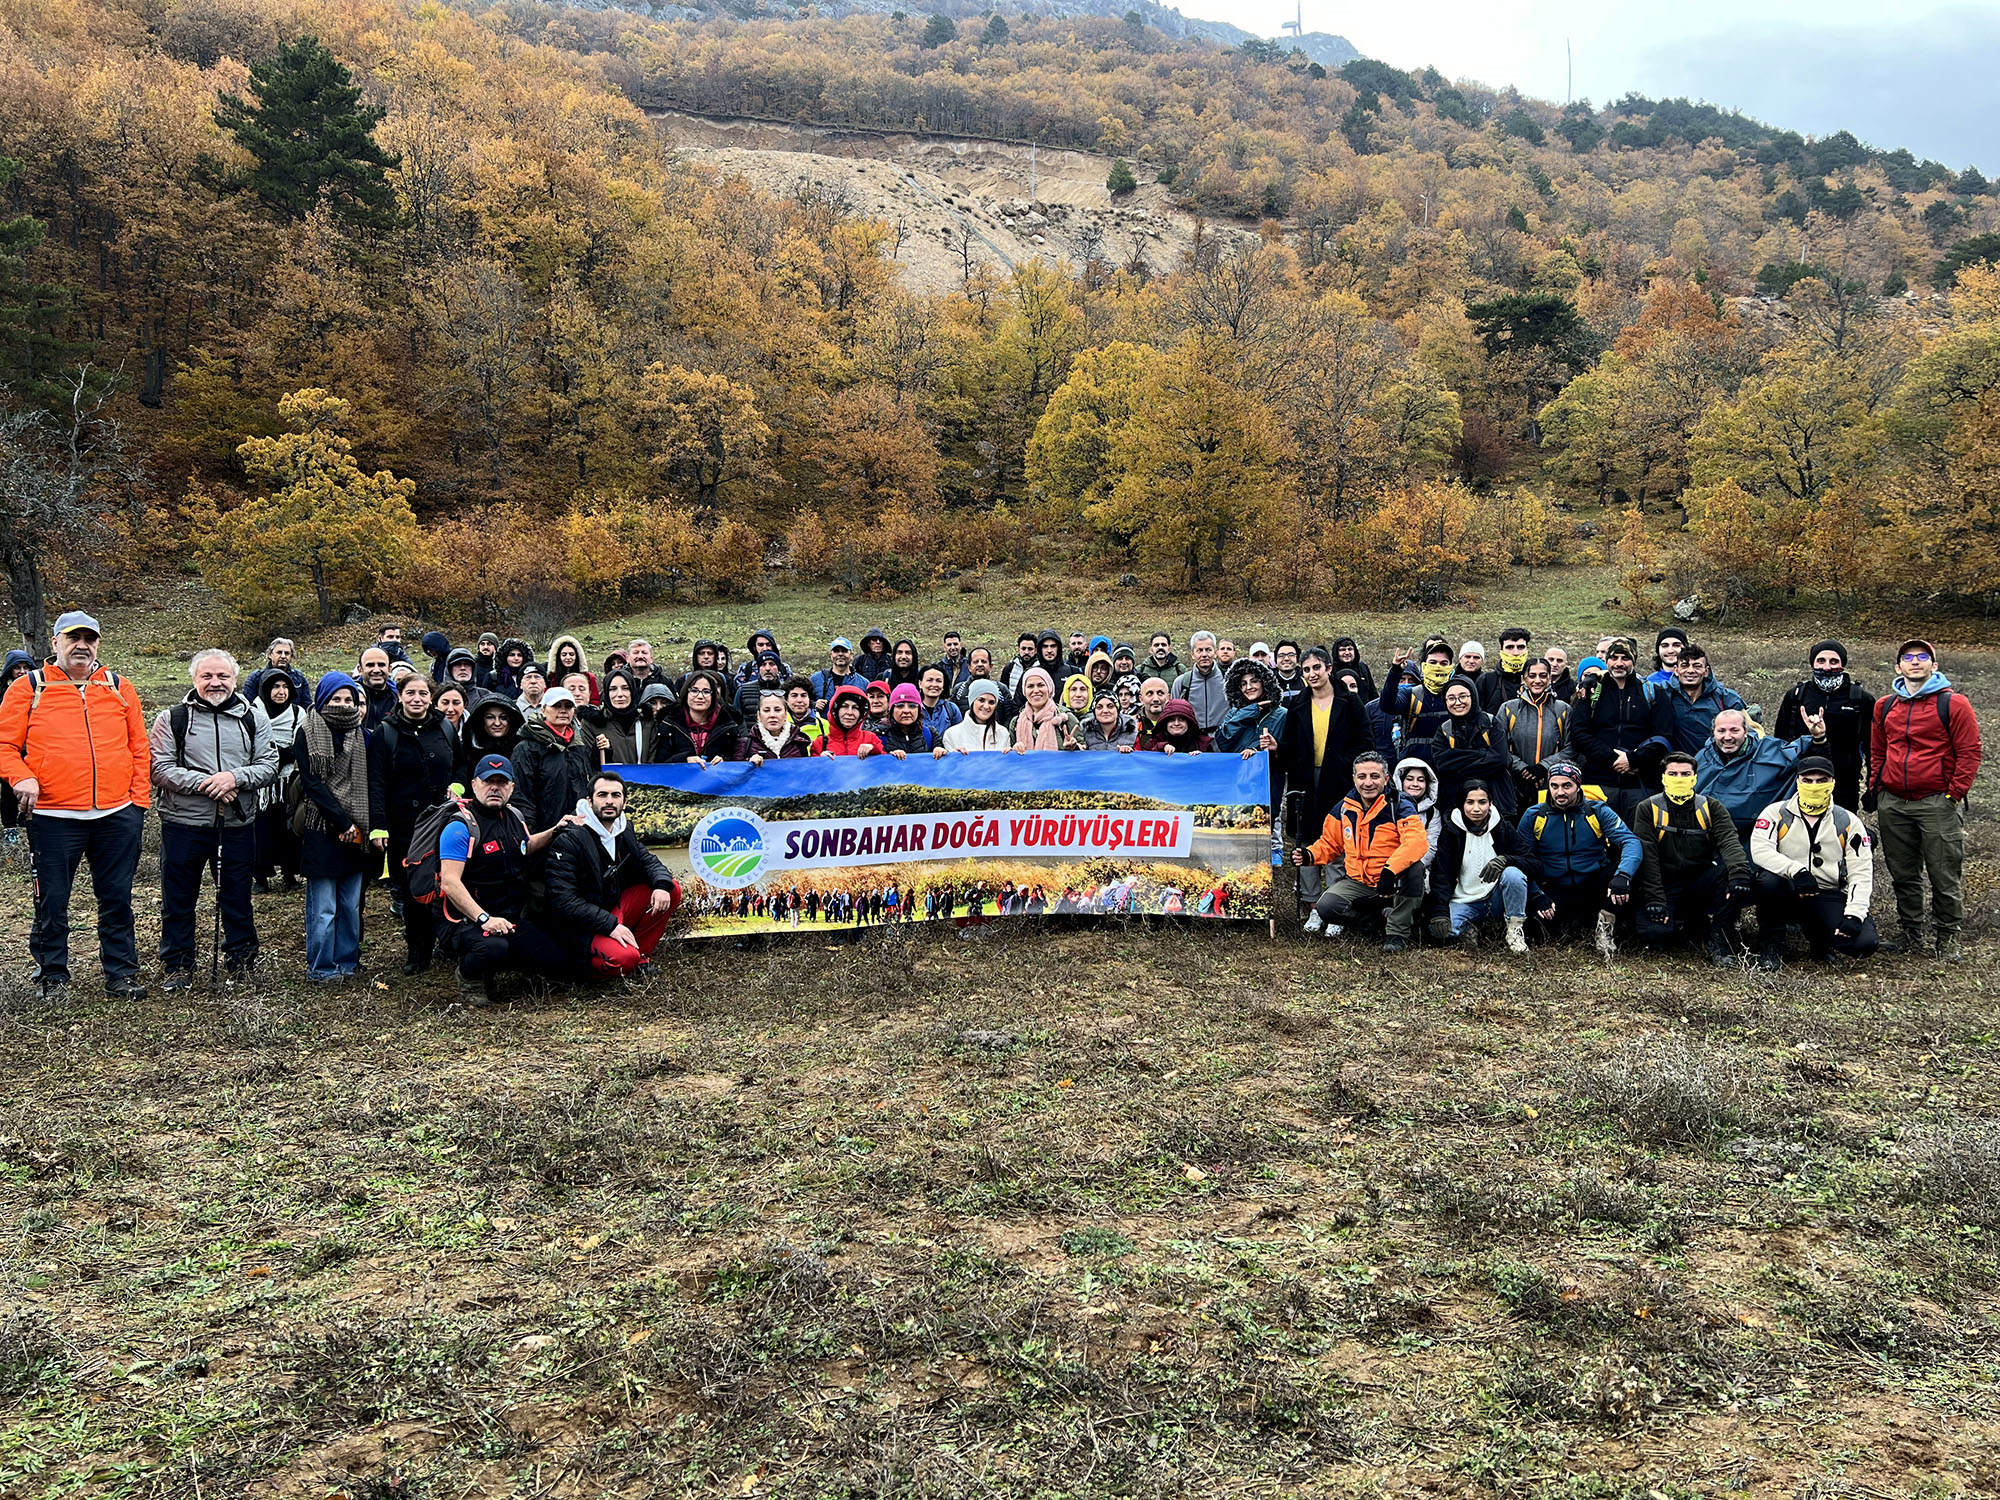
{"left": 1748, "top": 757, "right": 1878, "bottom": 971}
{"left": 1425, "top": 781, "right": 1537, "bottom": 953}
{"left": 547, "top": 770, "right": 683, "bottom": 980}
{"left": 438, "top": 755, "right": 572, "bottom": 1004}
{"left": 1516, "top": 761, "right": 1642, "bottom": 958}
{"left": 1290, "top": 752, "right": 1429, "bottom": 953}
{"left": 1633, "top": 749, "right": 1754, "bottom": 967}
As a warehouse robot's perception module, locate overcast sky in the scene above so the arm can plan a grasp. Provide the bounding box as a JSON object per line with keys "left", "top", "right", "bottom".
{"left": 1180, "top": 0, "right": 1999, "bottom": 170}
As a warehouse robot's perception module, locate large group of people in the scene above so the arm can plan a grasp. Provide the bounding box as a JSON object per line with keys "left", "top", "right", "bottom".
{"left": 0, "top": 611, "right": 1981, "bottom": 1004}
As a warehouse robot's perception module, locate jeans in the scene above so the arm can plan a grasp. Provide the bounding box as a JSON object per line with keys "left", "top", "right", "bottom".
{"left": 1448, "top": 866, "right": 1528, "bottom": 933}
{"left": 28, "top": 804, "right": 143, "bottom": 985}
{"left": 1876, "top": 791, "right": 1965, "bottom": 938}
{"left": 305, "top": 872, "right": 364, "bottom": 980}
{"left": 159, "top": 821, "right": 257, "bottom": 973}
{"left": 28, "top": 812, "right": 143, "bottom": 988}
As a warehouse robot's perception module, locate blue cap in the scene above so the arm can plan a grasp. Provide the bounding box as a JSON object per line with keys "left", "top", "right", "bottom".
{"left": 830, "top": 638, "right": 853, "bottom": 651}
{"left": 52, "top": 610, "right": 101, "bottom": 637}
{"left": 473, "top": 754, "right": 515, "bottom": 781}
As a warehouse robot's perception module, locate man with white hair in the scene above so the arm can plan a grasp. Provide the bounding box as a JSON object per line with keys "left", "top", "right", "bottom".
{"left": 150, "top": 647, "right": 280, "bottom": 989}
{"left": 1171, "top": 631, "right": 1228, "bottom": 732}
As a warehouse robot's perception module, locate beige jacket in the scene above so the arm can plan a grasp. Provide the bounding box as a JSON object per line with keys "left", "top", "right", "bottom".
{"left": 1749, "top": 795, "right": 1873, "bottom": 920}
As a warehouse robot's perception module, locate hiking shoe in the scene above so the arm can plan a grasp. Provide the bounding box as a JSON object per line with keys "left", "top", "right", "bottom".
{"left": 1757, "top": 944, "right": 1785, "bottom": 972}
{"left": 1880, "top": 931, "right": 1927, "bottom": 956}
{"left": 161, "top": 970, "right": 194, "bottom": 994}
{"left": 1594, "top": 910, "right": 1618, "bottom": 958}
{"left": 1505, "top": 916, "right": 1529, "bottom": 955}
{"left": 107, "top": 978, "right": 148, "bottom": 1000}
{"left": 1706, "top": 927, "right": 1738, "bottom": 969}
{"left": 1302, "top": 911, "right": 1324, "bottom": 935}
{"left": 1380, "top": 936, "right": 1409, "bottom": 955}
{"left": 253, "top": 876, "right": 271, "bottom": 895}
{"left": 1936, "top": 934, "right": 1964, "bottom": 961}
{"left": 35, "top": 977, "right": 71, "bottom": 1006}
{"left": 401, "top": 959, "right": 432, "bottom": 977}
{"left": 459, "top": 971, "right": 496, "bottom": 1007}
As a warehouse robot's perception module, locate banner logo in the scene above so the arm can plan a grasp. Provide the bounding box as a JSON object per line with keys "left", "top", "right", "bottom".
{"left": 690, "top": 806, "right": 769, "bottom": 888}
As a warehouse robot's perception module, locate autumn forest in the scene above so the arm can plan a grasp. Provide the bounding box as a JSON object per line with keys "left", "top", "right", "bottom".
{"left": 2, "top": 0, "right": 1999, "bottom": 642}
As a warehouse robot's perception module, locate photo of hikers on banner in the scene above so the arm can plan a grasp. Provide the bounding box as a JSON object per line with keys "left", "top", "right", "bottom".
{"left": 0, "top": 614, "right": 1979, "bottom": 1004}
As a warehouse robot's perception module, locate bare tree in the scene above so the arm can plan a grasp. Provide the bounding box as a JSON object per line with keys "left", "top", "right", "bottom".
{"left": 0, "top": 367, "right": 141, "bottom": 651}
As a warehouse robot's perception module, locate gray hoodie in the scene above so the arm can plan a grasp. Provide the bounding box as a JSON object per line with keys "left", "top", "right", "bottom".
{"left": 1170, "top": 662, "right": 1229, "bottom": 731}
{"left": 149, "top": 690, "right": 280, "bottom": 829}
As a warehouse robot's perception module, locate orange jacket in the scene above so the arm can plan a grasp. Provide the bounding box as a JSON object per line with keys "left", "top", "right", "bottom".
{"left": 1306, "top": 789, "right": 1429, "bottom": 884}
{"left": 0, "top": 663, "right": 151, "bottom": 814}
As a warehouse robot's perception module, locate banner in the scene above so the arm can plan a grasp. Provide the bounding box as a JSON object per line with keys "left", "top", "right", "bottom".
{"left": 617, "top": 752, "right": 1273, "bottom": 936}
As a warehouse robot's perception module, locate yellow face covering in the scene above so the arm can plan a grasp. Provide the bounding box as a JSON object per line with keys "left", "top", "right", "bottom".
{"left": 1421, "top": 662, "right": 1453, "bottom": 692}
{"left": 1661, "top": 771, "right": 1697, "bottom": 804}
{"left": 1500, "top": 651, "right": 1530, "bottom": 673}
{"left": 1796, "top": 781, "right": 1834, "bottom": 817}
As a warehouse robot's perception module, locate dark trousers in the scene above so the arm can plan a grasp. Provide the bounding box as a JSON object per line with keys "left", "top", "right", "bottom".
{"left": 1753, "top": 870, "right": 1879, "bottom": 958}
{"left": 388, "top": 835, "right": 438, "bottom": 967}
{"left": 28, "top": 804, "right": 143, "bottom": 985}
{"left": 444, "top": 916, "right": 568, "bottom": 982}
{"left": 254, "top": 803, "right": 299, "bottom": 880}
{"left": 160, "top": 821, "right": 258, "bottom": 973}
{"left": 1635, "top": 863, "right": 1748, "bottom": 945}
{"left": 1534, "top": 876, "right": 1614, "bottom": 938}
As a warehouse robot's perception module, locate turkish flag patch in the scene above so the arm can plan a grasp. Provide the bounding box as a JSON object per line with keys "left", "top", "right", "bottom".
{"left": 483, "top": 840, "right": 502, "bottom": 853}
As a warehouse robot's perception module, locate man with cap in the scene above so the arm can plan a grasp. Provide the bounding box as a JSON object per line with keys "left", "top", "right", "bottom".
{"left": 1695, "top": 708, "right": 1825, "bottom": 841}
{"left": 1455, "top": 640, "right": 1506, "bottom": 713}
{"left": 437, "top": 754, "right": 572, "bottom": 1003}
{"left": 1646, "top": 627, "right": 1687, "bottom": 687}
{"left": 1570, "top": 635, "right": 1672, "bottom": 822}
{"left": 812, "top": 639, "right": 867, "bottom": 708}
{"left": 1516, "top": 758, "right": 1642, "bottom": 958}
{"left": 1749, "top": 757, "right": 1878, "bottom": 969}
{"left": 732, "top": 649, "right": 789, "bottom": 717}
{"left": 1775, "top": 641, "right": 1874, "bottom": 811}
{"left": 1249, "top": 642, "right": 1273, "bottom": 666}
{"left": 1869, "top": 638, "right": 1982, "bottom": 958}
{"left": 0, "top": 610, "right": 152, "bottom": 1001}
{"left": 1632, "top": 748, "right": 1754, "bottom": 967}
{"left": 472, "top": 632, "right": 502, "bottom": 690}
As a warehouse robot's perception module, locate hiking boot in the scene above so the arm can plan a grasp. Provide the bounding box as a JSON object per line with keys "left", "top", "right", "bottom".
{"left": 253, "top": 876, "right": 271, "bottom": 895}
{"left": 1757, "top": 943, "right": 1786, "bottom": 972}
{"left": 1505, "top": 916, "right": 1529, "bottom": 955}
{"left": 1380, "top": 936, "right": 1409, "bottom": 955}
{"left": 106, "top": 977, "right": 148, "bottom": 1000}
{"left": 35, "top": 977, "right": 71, "bottom": 1006}
{"left": 1705, "top": 927, "right": 1738, "bottom": 969}
{"left": 1936, "top": 934, "right": 1964, "bottom": 961}
{"left": 1302, "top": 911, "right": 1324, "bottom": 935}
{"left": 1880, "top": 930, "right": 1927, "bottom": 956}
{"left": 1456, "top": 924, "right": 1479, "bottom": 951}
{"left": 459, "top": 971, "right": 496, "bottom": 1007}
{"left": 1594, "top": 910, "right": 1618, "bottom": 958}
{"left": 401, "top": 958, "right": 432, "bottom": 977}
{"left": 161, "top": 969, "right": 194, "bottom": 993}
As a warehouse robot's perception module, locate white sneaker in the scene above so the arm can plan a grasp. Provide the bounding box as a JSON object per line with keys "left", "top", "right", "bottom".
{"left": 1595, "top": 909, "right": 1618, "bottom": 957}
{"left": 1505, "top": 916, "right": 1529, "bottom": 955}
{"left": 1303, "top": 911, "right": 1324, "bottom": 934}
{"left": 1322, "top": 923, "right": 1344, "bottom": 940}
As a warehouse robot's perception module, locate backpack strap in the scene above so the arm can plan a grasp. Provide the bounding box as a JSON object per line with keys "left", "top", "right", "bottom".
{"left": 171, "top": 703, "right": 192, "bottom": 766}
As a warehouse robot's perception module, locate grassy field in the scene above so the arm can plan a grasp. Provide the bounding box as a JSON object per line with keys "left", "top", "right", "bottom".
{"left": 5, "top": 567, "right": 1999, "bottom": 1496}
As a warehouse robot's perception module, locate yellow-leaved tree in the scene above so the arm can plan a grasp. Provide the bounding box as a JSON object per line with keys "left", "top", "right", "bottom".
{"left": 636, "top": 364, "right": 773, "bottom": 513}
{"left": 192, "top": 390, "right": 418, "bottom": 625}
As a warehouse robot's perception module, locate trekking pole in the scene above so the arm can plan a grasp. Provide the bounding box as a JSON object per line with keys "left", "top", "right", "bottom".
{"left": 209, "top": 814, "right": 224, "bottom": 992}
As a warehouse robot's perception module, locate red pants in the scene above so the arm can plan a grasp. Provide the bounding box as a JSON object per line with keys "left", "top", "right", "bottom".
{"left": 588, "top": 882, "right": 680, "bottom": 975}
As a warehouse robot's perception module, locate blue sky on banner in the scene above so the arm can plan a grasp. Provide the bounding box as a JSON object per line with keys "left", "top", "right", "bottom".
{"left": 616, "top": 750, "right": 1271, "bottom": 803}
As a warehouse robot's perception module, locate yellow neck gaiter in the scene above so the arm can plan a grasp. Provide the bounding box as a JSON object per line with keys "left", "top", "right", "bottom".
{"left": 1421, "top": 663, "right": 1453, "bottom": 692}
{"left": 1661, "top": 772, "right": 1697, "bottom": 805}
{"left": 1500, "top": 651, "right": 1529, "bottom": 673}
{"left": 1796, "top": 782, "right": 1834, "bottom": 817}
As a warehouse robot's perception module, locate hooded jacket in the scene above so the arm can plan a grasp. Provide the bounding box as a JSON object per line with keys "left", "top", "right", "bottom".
{"left": 1381, "top": 667, "right": 1455, "bottom": 764}
{"left": 813, "top": 685, "right": 886, "bottom": 757}
{"left": 1870, "top": 652, "right": 1981, "bottom": 802}
{"left": 1304, "top": 787, "right": 1430, "bottom": 886}
{"left": 853, "top": 631, "right": 893, "bottom": 683}
{"left": 656, "top": 671, "right": 743, "bottom": 763}
{"left": 1750, "top": 794, "right": 1874, "bottom": 920}
{"left": 1136, "top": 699, "right": 1211, "bottom": 753}
{"left": 458, "top": 697, "right": 524, "bottom": 785}
{"left": 545, "top": 634, "right": 600, "bottom": 705}
{"left": 422, "top": 630, "right": 452, "bottom": 682}
{"left": 1330, "top": 640, "right": 1377, "bottom": 702}
{"left": 1515, "top": 796, "right": 1642, "bottom": 892}
{"left": 0, "top": 659, "right": 152, "bottom": 816}
{"left": 1632, "top": 790, "right": 1750, "bottom": 910}
{"left": 1774, "top": 641, "right": 1873, "bottom": 786}
{"left": 440, "top": 647, "right": 492, "bottom": 709}
{"left": 1392, "top": 756, "right": 1442, "bottom": 871}
{"left": 492, "top": 638, "right": 533, "bottom": 699}
{"left": 1695, "top": 732, "right": 1817, "bottom": 833}
{"left": 886, "top": 639, "right": 925, "bottom": 691}
{"left": 546, "top": 798, "right": 676, "bottom": 950}
{"left": 597, "top": 669, "right": 656, "bottom": 764}
{"left": 1664, "top": 672, "right": 1748, "bottom": 754}
{"left": 1424, "top": 807, "right": 1539, "bottom": 922}
{"left": 1212, "top": 661, "right": 1288, "bottom": 753}
{"left": 148, "top": 689, "right": 280, "bottom": 829}
{"left": 472, "top": 633, "right": 502, "bottom": 690}
{"left": 254, "top": 674, "right": 305, "bottom": 812}
{"left": 736, "top": 630, "right": 782, "bottom": 684}
{"left": 511, "top": 715, "right": 602, "bottom": 834}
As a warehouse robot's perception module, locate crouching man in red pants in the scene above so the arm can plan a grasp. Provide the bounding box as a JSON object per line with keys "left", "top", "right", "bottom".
{"left": 545, "top": 770, "right": 682, "bottom": 978}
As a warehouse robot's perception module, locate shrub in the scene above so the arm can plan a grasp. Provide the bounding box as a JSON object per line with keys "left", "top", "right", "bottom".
{"left": 1580, "top": 1035, "right": 1745, "bottom": 1145}
{"left": 1107, "top": 158, "right": 1138, "bottom": 195}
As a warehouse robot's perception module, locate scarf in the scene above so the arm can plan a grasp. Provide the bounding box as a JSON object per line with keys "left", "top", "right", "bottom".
{"left": 1014, "top": 698, "right": 1061, "bottom": 751}
{"left": 756, "top": 718, "right": 795, "bottom": 755}
{"left": 302, "top": 706, "right": 368, "bottom": 833}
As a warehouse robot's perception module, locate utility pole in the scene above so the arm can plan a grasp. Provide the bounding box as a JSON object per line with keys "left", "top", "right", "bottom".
{"left": 1566, "top": 39, "right": 1572, "bottom": 106}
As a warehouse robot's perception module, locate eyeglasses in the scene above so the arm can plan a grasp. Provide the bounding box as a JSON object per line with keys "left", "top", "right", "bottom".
{"left": 1899, "top": 651, "right": 1933, "bottom": 664}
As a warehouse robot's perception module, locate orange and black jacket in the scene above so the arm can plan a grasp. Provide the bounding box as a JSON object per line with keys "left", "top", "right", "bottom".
{"left": 1304, "top": 789, "right": 1430, "bottom": 885}
{"left": 0, "top": 662, "right": 151, "bottom": 814}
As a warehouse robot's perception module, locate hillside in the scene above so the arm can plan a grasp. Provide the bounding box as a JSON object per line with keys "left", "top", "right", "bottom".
{"left": 1, "top": 0, "right": 1998, "bottom": 649}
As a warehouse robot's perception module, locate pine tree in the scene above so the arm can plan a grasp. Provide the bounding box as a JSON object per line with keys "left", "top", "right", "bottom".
{"left": 215, "top": 36, "right": 398, "bottom": 229}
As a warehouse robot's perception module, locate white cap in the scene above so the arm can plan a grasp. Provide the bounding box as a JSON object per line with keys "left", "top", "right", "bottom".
{"left": 1461, "top": 640, "right": 1486, "bottom": 656}
{"left": 1249, "top": 641, "right": 1272, "bottom": 658}
{"left": 541, "top": 687, "right": 577, "bottom": 707}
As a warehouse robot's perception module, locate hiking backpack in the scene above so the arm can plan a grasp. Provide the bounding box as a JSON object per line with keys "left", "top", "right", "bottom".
{"left": 401, "top": 796, "right": 527, "bottom": 911}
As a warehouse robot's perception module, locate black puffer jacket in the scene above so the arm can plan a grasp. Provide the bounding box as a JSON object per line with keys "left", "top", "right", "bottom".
{"left": 510, "top": 718, "right": 601, "bottom": 834}
{"left": 545, "top": 814, "right": 676, "bottom": 952}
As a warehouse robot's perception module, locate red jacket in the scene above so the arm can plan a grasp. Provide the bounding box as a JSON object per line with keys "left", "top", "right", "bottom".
{"left": 0, "top": 662, "right": 151, "bottom": 813}
{"left": 812, "top": 686, "right": 883, "bottom": 757}
{"left": 1870, "top": 687, "right": 1981, "bottom": 801}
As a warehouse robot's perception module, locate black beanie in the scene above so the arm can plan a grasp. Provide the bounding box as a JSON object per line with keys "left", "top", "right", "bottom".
{"left": 1809, "top": 639, "right": 1847, "bottom": 667}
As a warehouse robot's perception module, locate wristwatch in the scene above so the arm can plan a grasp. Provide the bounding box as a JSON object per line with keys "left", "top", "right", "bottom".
{"left": 475, "top": 912, "right": 491, "bottom": 927}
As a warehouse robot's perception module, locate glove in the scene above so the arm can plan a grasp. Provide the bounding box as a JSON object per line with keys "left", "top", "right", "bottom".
{"left": 1607, "top": 873, "right": 1631, "bottom": 898}
{"left": 1376, "top": 869, "right": 1400, "bottom": 898}
{"left": 1791, "top": 868, "right": 1818, "bottom": 895}
{"left": 1861, "top": 790, "right": 1879, "bottom": 813}
{"left": 1429, "top": 916, "right": 1453, "bottom": 944}
{"left": 1479, "top": 856, "right": 1507, "bottom": 881}
{"left": 1530, "top": 763, "right": 1551, "bottom": 788}
{"left": 1832, "top": 916, "right": 1861, "bottom": 940}
{"left": 1644, "top": 904, "right": 1670, "bottom": 927}
{"left": 1728, "top": 878, "right": 1754, "bottom": 898}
